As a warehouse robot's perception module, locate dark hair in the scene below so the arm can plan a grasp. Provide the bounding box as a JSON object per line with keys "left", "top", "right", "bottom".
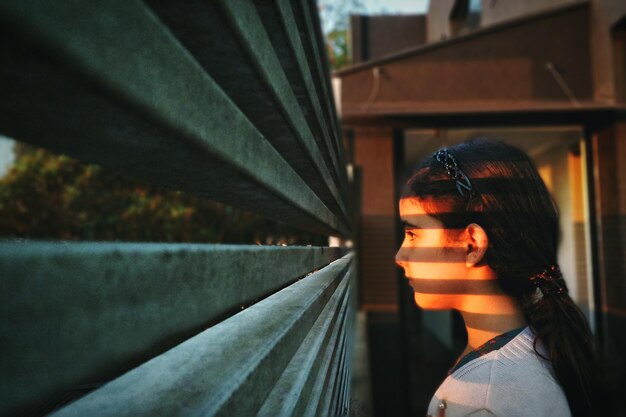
{"left": 403, "top": 138, "right": 603, "bottom": 416}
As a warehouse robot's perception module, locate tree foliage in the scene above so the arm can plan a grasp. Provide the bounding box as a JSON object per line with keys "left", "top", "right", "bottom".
{"left": 319, "top": 0, "right": 366, "bottom": 70}
{"left": 326, "top": 29, "right": 351, "bottom": 70}
{"left": 0, "top": 144, "right": 326, "bottom": 245}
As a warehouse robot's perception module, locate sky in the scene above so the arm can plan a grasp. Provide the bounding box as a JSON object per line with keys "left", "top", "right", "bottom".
{"left": 364, "top": 0, "right": 429, "bottom": 14}
{"left": 0, "top": 136, "right": 14, "bottom": 177}
{"left": 318, "top": 0, "right": 429, "bottom": 33}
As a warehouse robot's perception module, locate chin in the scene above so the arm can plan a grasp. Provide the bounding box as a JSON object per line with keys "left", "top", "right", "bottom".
{"left": 413, "top": 292, "right": 453, "bottom": 310}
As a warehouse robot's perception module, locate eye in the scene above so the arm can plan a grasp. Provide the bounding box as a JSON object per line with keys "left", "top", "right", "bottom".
{"left": 404, "top": 230, "right": 418, "bottom": 241}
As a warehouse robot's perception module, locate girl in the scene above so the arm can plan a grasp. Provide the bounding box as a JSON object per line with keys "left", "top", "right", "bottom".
{"left": 395, "top": 139, "right": 602, "bottom": 416}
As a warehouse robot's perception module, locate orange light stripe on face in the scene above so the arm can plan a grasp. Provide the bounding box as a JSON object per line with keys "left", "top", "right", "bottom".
{"left": 402, "top": 263, "right": 495, "bottom": 280}
{"left": 405, "top": 278, "right": 502, "bottom": 294}
{"left": 398, "top": 241, "right": 473, "bottom": 249}
{"left": 399, "top": 197, "right": 440, "bottom": 223}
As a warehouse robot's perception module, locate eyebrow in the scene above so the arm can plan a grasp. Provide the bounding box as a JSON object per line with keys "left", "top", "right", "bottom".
{"left": 401, "top": 220, "right": 421, "bottom": 229}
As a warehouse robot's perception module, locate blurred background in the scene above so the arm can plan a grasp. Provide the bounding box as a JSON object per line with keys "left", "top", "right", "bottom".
{"left": 323, "top": 0, "right": 626, "bottom": 416}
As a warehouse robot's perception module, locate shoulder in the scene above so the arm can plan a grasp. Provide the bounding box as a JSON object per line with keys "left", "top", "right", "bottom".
{"left": 484, "top": 327, "right": 571, "bottom": 416}
{"left": 427, "top": 327, "right": 571, "bottom": 417}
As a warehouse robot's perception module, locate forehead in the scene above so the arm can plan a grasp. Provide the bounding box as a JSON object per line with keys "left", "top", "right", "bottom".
{"left": 399, "top": 197, "right": 442, "bottom": 228}
{"left": 399, "top": 197, "right": 425, "bottom": 215}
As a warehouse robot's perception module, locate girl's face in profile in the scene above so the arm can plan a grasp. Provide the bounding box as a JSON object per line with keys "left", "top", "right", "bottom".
{"left": 395, "top": 196, "right": 473, "bottom": 310}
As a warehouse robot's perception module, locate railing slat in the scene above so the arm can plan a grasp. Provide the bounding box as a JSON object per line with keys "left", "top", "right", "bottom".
{"left": 215, "top": 0, "right": 349, "bottom": 223}
{"left": 256, "top": 266, "right": 351, "bottom": 417}
{"left": 337, "top": 316, "right": 355, "bottom": 416}
{"left": 317, "top": 307, "right": 351, "bottom": 417}
{"left": 49, "top": 254, "right": 353, "bottom": 417}
{"left": 294, "top": 0, "right": 342, "bottom": 154}
{"left": 271, "top": 0, "right": 344, "bottom": 192}
{"left": 298, "top": 286, "right": 352, "bottom": 417}
{"left": 290, "top": 0, "right": 352, "bottom": 202}
{"left": 0, "top": 0, "right": 349, "bottom": 236}
{"left": 142, "top": 0, "right": 349, "bottom": 228}
{"left": 0, "top": 242, "right": 345, "bottom": 416}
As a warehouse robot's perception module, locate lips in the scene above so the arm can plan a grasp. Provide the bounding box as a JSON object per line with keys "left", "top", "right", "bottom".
{"left": 407, "top": 278, "right": 455, "bottom": 295}
{"left": 406, "top": 278, "right": 423, "bottom": 292}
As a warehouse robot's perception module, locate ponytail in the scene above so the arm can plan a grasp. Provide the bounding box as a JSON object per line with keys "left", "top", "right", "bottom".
{"left": 524, "top": 283, "right": 599, "bottom": 416}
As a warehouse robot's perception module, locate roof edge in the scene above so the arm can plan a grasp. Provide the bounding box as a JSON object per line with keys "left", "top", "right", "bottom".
{"left": 334, "top": 0, "right": 589, "bottom": 77}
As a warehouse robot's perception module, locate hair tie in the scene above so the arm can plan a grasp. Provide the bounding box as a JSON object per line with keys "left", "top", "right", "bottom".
{"left": 434, "top": 149, "right": 475, "bottom": 198}
{"left": 529, "top": 265, "right": 567, "bottom": 296}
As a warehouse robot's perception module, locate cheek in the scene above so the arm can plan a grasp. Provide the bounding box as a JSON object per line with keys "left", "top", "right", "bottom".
{"left": 403, "top": 254, "right": 467, "bottom": 280}
{"left": 403, "top": 234, "right": 465, "bottom": 278}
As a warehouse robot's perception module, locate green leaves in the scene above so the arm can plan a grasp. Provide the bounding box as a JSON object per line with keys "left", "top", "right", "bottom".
{"left": 0, "top": 145, "right": 325, "bottom": 245}
{"left": 326, "top": 29, "right": 351, "bottom": 70}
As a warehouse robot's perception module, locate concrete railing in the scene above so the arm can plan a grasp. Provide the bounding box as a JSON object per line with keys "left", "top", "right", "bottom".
{"left": 0, "top": 1, "right": 354, "bottom": 416}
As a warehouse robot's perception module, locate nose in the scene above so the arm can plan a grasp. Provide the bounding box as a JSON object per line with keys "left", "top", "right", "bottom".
{"left": 395, "top": 246, "right": 407, "bottom": 268}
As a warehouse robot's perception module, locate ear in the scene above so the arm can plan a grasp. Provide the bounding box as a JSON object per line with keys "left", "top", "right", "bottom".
{"left": 464, "top": 223, "right": 488, "bottom": 268}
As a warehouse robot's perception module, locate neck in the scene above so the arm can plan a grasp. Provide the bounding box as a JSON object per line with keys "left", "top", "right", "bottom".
{"left": 458, "top": 294, "right": 527, "bottom": 351}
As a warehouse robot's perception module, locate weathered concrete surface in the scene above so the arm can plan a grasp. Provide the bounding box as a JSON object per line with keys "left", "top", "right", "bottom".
{"left": 0, "top": 242, "right": 346, "bottom": 416}
{"left": 49, "top": 254, "right": 353, "bottom": 417}
{"left": 256, "top": 266, "right": 351, "bottom": 416}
